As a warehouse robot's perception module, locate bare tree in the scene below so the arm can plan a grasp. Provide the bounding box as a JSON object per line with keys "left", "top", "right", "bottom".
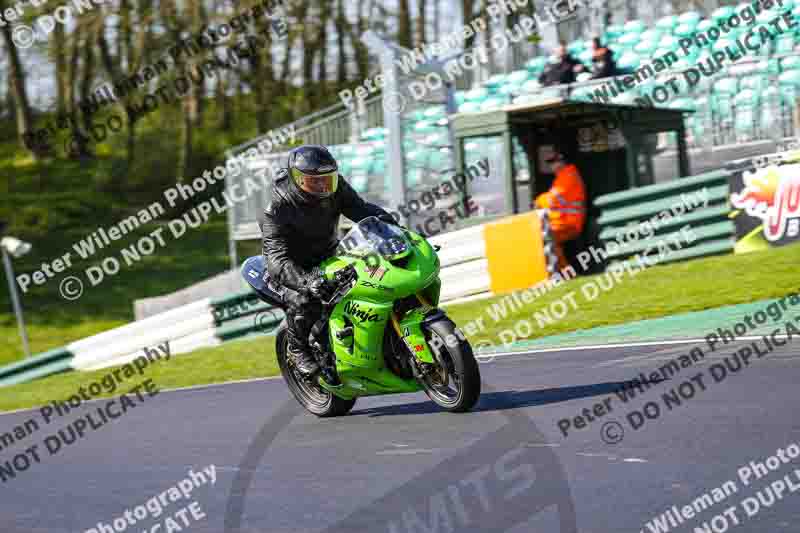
{"left": 0, "top": 0, "right": 41, "bottom": 159}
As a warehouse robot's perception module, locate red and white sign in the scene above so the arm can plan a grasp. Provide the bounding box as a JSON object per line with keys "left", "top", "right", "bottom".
{"left": 731, "top": 164, "right": 800, "bottom": 242}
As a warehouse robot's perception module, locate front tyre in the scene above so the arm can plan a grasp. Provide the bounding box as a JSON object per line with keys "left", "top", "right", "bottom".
{"left": 275, "top": 324, "right": 356, "bottom": 417}
{"left": 420, "top": 318, "right": 481, "bottom": 413}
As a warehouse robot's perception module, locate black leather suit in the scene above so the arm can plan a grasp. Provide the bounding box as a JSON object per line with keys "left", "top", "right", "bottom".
{"left": 261, "top": 168, "right": 389, "bottom": 351}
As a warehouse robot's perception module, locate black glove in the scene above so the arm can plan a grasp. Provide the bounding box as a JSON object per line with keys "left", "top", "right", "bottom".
{"left": 303, "top": 268, "right": 337, "bottom": 301}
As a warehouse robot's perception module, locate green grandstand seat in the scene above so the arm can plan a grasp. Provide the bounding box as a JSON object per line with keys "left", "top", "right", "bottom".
{"left": 756, "top": 10, "right": 777, "bottom": 24}
{"left": 484, "top": 73, "right": 508, "bottom": 89}
{"left": 354, "top": 143, "right": 374, "bottom": 157}
{"left": 711, "top": 6, "right": 735, "bottom": 22}
{"left": 782, "top": 56, "right": 800, "bottom": 70}
{"left": 360, "top": 127, "right": 387, "bottom": 140}
{"left": 695, "top": 19, "right": 715, "bottom": 35}
{"left": 640, "top": 29, "right": 663, "bottom": 42}
{"left": 714, "top": 77, "right": 739, "bottom": 95}
{"left": 624, "top": 20, "right": 646, "bottom": 33}
{"left": 779, "top": 69, "right": 800, "bottom": 85}
{"left": 653, "top": 48, "right": 675, "bottom": 61}
{"left": 617, "top": 52, "right": 640, "bottom": 70}
{"left": 413, "top": 120, "right": 438, "bottom": 133}
{"left": 775, "top": 36, "right": 796, "bottom": 54}
{"left": 423, "top": 107, "right": 446, "bottom": 120}
{"left": 480, "top": 97, "right": 507, "bottom": 111}
{"left": 675, "top": 24, "right": 696, "bottom": 38}
{"left": 659, "top": 35, "right": 681, "bottom": 50}
{"left": 655, "top": 16, "right": 678, "bottom": 32}
{"left": 694, "top": 95, "right": 710, "bottom": 110}
{"left": 568, "top": 40, "right": 586, "bottom": 55}
{"left": 670, "top": 59, "right": 692, "bottom": 71}
{"left": 428, "top": 150, "right": 450, "bottom": 169}
{"left": 734, "top": 89, "right": 760, "bottom": 105}
{"left": 618, "top": 33, "right": 640, "bottom": 48}
{"left": 350, "top": 157, "right": 369, "bottom": 169}
{"left": 525, "top": 57, "right": 548, "bottom": 73}
{"left": 520, "top": 79, "right": 543, "bottom": 94}
{"left": 422, "top": 131, "right": 445, "bottom": 144}
{"left": 604, "top": 25, "right": 625, "bottom": 41}
{"left": 464, "top": 88, "right": 490, "bottom": 101}
{"left": 634, "top": 41, "right": 659, "bottom": 55}
{"left": 713, "top": 94, "right": 734, "bottom": 118}
{"left": 368, "top": 159, "right": 386, "bottom": 175}
{"left": 762, "top": 86, "right": 781, "bottom": 107}
{"left": 780, "top": 85, "right": 799, "bottom": 105}
{"left": 338, "top": 144, "right": 355, "bottom": 156}
{"left": 740, "top": 76, "right": 766, "bottom": 92}
{"left": 349, "top": 174, "right": 368, "bottom": 193}
{"left": 507, "top": 69, "right": 530, "bottom": 85}
{"left": 405, "top": 168, "right": 424, "bottom": 188}
{"left": 454, "top": 91, "right": 466, "bottom": 106}
{"left": 669, "top": 98, "right": 695, "bottom": 110}
{"left": 498, "top": 84, "right": 523, "bottom": 96}
{"left": 678, "top": 11, "right": 702, "bottom": 27}
{"left": 712, "top": 38, "right": 738, "bottom": 54}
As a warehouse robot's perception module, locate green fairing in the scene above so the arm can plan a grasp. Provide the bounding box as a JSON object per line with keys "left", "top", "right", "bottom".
{"left": 316, "top": 227, "right": 443, "bottom": 399}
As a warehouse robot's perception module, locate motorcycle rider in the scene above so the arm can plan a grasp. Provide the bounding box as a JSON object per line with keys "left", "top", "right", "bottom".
{"left": 261, "top": 145, "right": 392, "bottom": 375}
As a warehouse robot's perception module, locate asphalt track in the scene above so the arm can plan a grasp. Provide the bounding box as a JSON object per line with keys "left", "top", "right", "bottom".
{"left": 2, "top": 337, "right": 800, "bottom": 533}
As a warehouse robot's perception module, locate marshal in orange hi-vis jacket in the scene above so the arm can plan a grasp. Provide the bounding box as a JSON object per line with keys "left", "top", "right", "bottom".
{"left": 534, "top": 155, "right": 587, "bottom": 267}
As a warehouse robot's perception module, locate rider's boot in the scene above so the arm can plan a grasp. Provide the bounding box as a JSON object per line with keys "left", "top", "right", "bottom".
{"left": 287, "top": 337, "right": 320, "bottom": 375}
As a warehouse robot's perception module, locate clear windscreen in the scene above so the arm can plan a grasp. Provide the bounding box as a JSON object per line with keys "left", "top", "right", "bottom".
{"left": 336, "top": 216, "right": 411, "bottom": 259}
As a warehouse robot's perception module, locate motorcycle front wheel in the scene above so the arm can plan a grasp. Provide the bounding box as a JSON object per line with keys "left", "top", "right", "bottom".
{"left": 419, "top": 317, "right": 481, "bottom": 413}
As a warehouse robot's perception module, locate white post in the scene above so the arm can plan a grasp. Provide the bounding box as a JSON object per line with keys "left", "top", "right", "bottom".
{"left": 2, "top": 248, "right": 31, "bottom": 358}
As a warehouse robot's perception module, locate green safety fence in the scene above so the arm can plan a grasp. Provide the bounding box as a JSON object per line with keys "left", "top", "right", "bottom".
{"left": 594, "top": 169, "right": 736, "bottom": 266}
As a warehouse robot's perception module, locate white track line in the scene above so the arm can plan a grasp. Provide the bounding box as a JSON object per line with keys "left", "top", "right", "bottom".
{"left": 476, "top": 334, "right": 791, "bottom": 361}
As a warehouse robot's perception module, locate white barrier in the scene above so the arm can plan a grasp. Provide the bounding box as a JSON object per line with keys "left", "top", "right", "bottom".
{"left": 70, "top": 300, "right": 214, "bottom": 371}
{"left": 439, "top": 259, "right": 491, "bottom": 301}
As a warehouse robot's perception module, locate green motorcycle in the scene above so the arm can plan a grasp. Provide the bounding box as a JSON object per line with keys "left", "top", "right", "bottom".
{"left": 242, "top": 216, "right": 481, "bottom": 417}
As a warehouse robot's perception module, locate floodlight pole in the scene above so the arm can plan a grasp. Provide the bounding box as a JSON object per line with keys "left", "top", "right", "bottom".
{"left": 2, "top": 247, "right": 31, "bottom": 358}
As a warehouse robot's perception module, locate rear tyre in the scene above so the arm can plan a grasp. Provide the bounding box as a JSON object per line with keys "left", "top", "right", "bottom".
{"left": 419, "top": 318, "right": 481, "bottom": 413}
{"left": 275, "top": 324, "right": 356, "bottom": 417}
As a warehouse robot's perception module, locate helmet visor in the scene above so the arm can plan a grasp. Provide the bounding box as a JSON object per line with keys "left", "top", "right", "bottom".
{"left": 291, "top": 169, "right": 339, "bottom": 197}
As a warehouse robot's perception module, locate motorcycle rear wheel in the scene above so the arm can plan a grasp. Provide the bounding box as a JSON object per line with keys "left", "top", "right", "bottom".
{"left": 275, "top": 325, "right": 356, "bottom": 417}
{"left": 419, "top": 318, "right": 481, "bottom": 413}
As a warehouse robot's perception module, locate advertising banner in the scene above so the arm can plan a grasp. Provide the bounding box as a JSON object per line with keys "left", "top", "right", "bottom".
{"left": 725, "top": 144, "right": 800, "bottom": 254}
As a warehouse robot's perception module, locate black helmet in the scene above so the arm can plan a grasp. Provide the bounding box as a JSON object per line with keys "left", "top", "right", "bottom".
{"left": 288, "top": 145, "right": 339, "bottom": 199}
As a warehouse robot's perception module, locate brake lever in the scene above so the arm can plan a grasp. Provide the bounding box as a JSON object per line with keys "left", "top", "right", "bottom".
{"left": 320, "top": 265, "right": 357, "bottom": 307}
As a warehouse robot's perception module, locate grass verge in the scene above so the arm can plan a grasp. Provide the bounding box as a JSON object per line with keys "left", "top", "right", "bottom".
{"left": 0, "top": 242, "right": 798, "bottom": 412}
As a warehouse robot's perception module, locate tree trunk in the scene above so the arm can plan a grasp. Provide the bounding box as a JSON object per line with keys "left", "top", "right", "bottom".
{"left": 53, "top": 23, "right": 68, "bottom": 118}
{"left": 398, "top": 0, "right": 413, "bottom": 49}
{"left": 415, "top": 0, "right": 426, "bottom": 47}
{"left": 0, "top": 22, "right": 41, "bottom": 159}
{"left": 462, "top": 0, "right": 476, "bottom": 49}
{"left": 335, "top": 0, "right": 347, "bottom": 85}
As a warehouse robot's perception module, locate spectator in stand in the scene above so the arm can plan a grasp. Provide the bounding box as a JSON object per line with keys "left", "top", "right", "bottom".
{"left": 589, "top": 37, "right": 616, "bottom": 79}
{"left": 574, "top": 37, "right": 617, "bottom": 80}
{"left": 538, "top": 42, "right": 581, "bottom": 87}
